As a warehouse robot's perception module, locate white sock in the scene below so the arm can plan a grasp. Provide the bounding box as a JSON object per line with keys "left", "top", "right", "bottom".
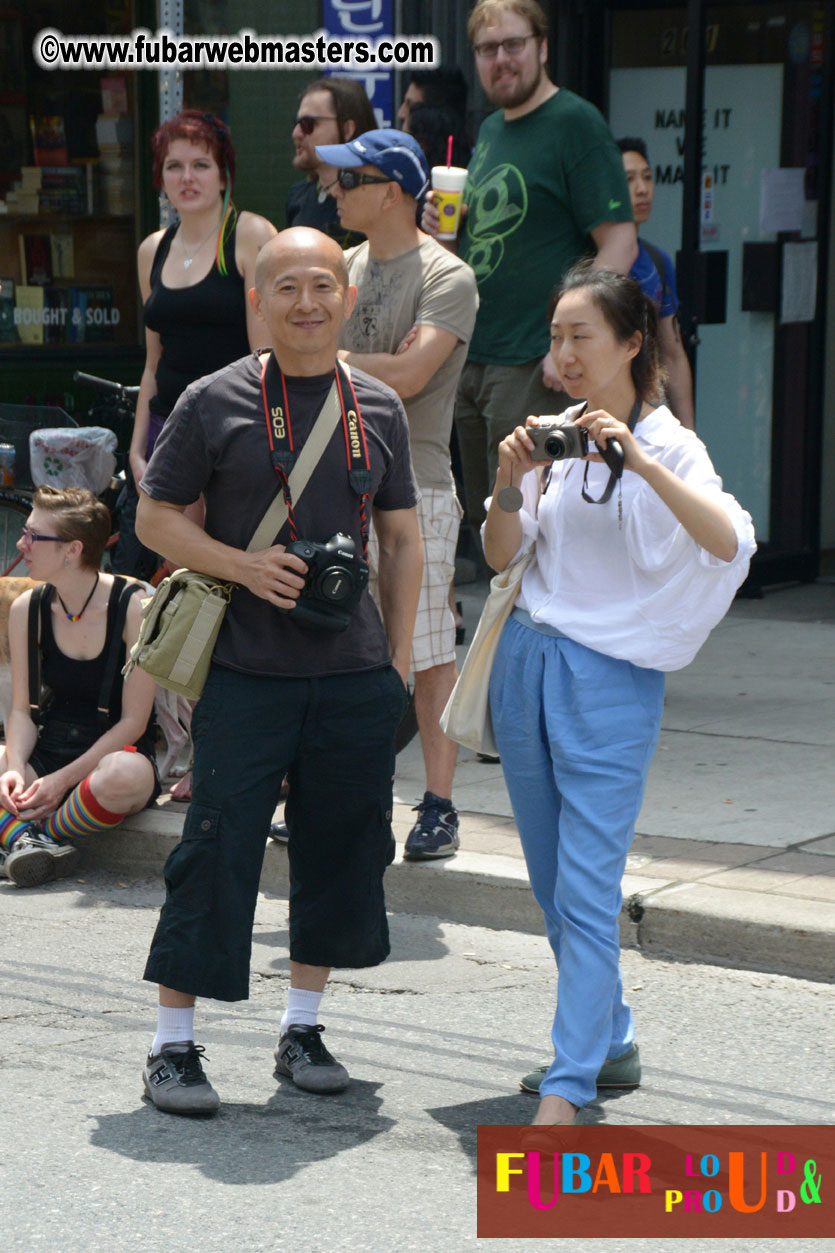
{"left": 151, "top": 1004, "right": 195, "bottom": 1056}
{"left": 280, "top": 988, "right": 324, "bottom": 1034}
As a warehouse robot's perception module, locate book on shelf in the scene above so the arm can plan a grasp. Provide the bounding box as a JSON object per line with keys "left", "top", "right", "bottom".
{"left": 29, "top": 115, "right": 68, "bottom": 167}
{"left": 20, "top": 166, "right": 43, "bottom": 191}
{"left": 50, "top": 232, "right": 74, "bottom": 278}
{"left": 43, "top": 285, "right": 73, "bottom": 344}
{"left": 39, "top": 165, "right": 86, "bottom": 215}
{"left": 70, "top": 285, "right": 116, "bottom": 344}
{"left": 6, "top": 189, "right": 40, "bottom": 214}
{"left": 15, "top": 285, "right": 44, "bottom": 345}
{"left": 18, "top": 233, "right": 53, "bottom": 284}
{"left": 0, "top": 278, "right": 17, "bottom": 343}
{"left": 101, "top": 76, "right": 129, "bottom": 114}
{"left": 96, "top": 113, "right": 133, "bottom": 147}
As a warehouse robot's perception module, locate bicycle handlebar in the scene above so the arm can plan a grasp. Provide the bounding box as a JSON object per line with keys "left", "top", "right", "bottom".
{"left": 74, "top": 370, "right": 140, "bottom": 401}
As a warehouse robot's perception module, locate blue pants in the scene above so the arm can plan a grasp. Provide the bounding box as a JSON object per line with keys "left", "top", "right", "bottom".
{"left": 489, "top": 611, "right": 665, "bottom": 1108}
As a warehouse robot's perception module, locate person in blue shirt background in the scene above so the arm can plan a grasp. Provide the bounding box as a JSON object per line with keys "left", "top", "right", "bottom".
{"left": 618, "top": 137, "right": 695, "bottom": 430}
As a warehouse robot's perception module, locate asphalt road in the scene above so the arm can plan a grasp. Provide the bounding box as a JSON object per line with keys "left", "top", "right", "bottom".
{"left": 2, "top": 873, "right": 832, "bottom": 1253}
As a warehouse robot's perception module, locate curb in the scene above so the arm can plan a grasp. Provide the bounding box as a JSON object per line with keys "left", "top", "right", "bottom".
{"left": 72, "top": 804, "right": 835, "bottom": 985}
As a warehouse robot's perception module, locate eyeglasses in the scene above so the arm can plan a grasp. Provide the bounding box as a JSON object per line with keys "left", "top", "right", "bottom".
{"left": 294, "top": 114, "right": 338, "bottom": 135}
{"left": 473, "top": 33, "right": 538, "bottom": 59}
{"left": 336, "top": 169, "right": 393, "bottom": 191}
{"left": 20, "top": 526, "right": 65, "bottom": 544}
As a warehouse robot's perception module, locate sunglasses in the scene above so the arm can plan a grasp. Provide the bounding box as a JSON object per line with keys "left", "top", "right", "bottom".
{"left": 20, "top": 526, "right": 66, "bottom": 544}
{"left": 294, "top": 114, "right": 338, "bottom": 135}
{"left": 336, "top": 169, "right": 393, "bottom": 191}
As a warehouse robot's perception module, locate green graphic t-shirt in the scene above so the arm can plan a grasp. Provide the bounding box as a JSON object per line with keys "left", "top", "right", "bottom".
{"left": 459, "top": 89, "right": 632, "bottom": 365}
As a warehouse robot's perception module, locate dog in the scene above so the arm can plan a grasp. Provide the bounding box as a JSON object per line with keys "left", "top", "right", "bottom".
{"left": 0, "top": 576, "right": 193, "bottom": 788}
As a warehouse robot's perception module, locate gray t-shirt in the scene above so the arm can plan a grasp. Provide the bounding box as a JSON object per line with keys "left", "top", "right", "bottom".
{"left": 341, "top": 236, "right": 478, "bottom": 489}
{"left": 141, "top": 352, "right": 419, "bottom": 678}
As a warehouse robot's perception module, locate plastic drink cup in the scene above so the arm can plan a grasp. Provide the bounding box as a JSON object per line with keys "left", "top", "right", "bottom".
{"left": 431, "top": 166, "right": 468, "bottom": 240}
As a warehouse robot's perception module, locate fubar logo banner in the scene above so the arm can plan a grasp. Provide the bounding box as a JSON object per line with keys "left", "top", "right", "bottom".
{"left": 477, "top": 1125, "right": 831, "bottom": 1238}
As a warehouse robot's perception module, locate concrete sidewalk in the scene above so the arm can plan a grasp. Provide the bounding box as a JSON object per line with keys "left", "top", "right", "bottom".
{"left": 75, "top": 580, "right": 835, "bottom": 983}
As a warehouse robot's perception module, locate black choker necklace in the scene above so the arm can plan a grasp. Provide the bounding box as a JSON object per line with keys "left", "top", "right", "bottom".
{"left": 56, "top": 572, "right": 99, "bottom": 623}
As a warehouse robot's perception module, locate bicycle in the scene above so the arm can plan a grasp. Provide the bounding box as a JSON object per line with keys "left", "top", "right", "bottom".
{"left": 0, "top": 371, "right": 142, "bottom": 577}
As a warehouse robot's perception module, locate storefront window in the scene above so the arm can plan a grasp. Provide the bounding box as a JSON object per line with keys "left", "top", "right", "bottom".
{"left": 0, "top": 1, "right": 139, "bottom": 352}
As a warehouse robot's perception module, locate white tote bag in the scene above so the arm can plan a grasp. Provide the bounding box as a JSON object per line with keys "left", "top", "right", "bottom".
{"left": 440, "top": 546, "right": 534, "bottom": 756}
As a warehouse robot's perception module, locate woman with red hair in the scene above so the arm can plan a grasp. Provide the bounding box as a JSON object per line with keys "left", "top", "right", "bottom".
{"left": 130, "top": 110, "right": 276, "bottom": 482}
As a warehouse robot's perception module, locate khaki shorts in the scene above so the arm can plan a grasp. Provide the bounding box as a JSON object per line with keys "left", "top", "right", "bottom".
{"left": 369, "top": 486, "right": 462, "bottom": 673}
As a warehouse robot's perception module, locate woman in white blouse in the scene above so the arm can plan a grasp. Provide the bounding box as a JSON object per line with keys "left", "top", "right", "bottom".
{"left": 483, "top": 262, "right": 755, "bottom": 1126}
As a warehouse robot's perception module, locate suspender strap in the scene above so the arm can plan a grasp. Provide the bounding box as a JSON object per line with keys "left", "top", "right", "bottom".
{"left": 97, "top": 576, "right": 139, "bottom": 731}
{"left": 27, "top": 585, "right": 47, "bottom": 727}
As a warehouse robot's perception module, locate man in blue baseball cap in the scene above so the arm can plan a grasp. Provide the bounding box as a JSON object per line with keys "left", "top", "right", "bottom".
{"left": 316, "top": 128, "right": 479, "bottom": 863}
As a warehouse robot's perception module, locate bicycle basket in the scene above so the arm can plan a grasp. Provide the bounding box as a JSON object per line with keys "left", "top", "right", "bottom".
{"left": 0, "top": 404, "right": 78, "bottom": 489}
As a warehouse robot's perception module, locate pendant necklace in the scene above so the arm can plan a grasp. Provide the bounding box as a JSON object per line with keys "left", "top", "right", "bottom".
{"left": 56, "top": 573, "right": 99, "bottom": 623}
{"left": 180, "top": 218, "right": 220, "bottom": 268}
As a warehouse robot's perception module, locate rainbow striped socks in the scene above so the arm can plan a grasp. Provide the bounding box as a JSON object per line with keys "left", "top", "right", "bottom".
{"left": 0, "top": 809, "right": 32, "bottom": 852}
{"left": 43, "top": 777, "right": 128, "bottom": 842}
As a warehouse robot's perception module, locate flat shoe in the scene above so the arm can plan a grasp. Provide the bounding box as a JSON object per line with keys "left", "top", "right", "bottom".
{"left": 520, "top": 1043, "right": 641, "bottom": 1094}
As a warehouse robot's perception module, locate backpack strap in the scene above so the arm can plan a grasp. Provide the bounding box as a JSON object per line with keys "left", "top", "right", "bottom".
{"left": 642, "top": 239, "right": 671, "bottom": 311}
{"left": 27, "top": 585, "right": 49, "bottom": 727}
{"left": 97, "top": 576, "right": 141, "bottom": 732}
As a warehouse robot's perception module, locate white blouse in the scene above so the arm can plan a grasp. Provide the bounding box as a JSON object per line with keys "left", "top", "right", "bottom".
{"left": 490, "top": 405, "right": 756, "bottom": 672}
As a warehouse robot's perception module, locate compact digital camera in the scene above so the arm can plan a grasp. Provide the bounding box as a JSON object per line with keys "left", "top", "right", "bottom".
{"left": 283, "top": 533, "right": 369, "bottom": 632}
{"left": 528, "top": 418, "right": 624, "bottom": 479}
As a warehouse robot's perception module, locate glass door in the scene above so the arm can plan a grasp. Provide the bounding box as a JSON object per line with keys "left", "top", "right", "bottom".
{"left": 607, "top": 3, "right": 829, "bottom": 572}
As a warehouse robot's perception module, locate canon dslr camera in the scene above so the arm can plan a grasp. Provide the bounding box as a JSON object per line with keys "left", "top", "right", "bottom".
{"left": 283, "top": 533, "right": 368, "bottom": 632}
{"left": 528, "top": 417, "right": 624, "bottom": 478}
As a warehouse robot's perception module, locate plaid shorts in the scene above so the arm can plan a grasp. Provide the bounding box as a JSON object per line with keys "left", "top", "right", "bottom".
{"left": 369, "top": 486, "right": 462, "bottom": 673}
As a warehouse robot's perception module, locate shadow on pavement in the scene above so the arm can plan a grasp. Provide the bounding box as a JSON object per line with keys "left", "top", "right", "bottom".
{"left": 89, "top": 1078, "right": 394, "bottom": 1184}
{"left": 428, "top": 1087, "right": 641, "bottom": 1169}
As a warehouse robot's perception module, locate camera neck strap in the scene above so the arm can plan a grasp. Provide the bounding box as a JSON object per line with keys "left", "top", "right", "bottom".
{"left": 260, "top": 354, "right": 372, "bottom": 557}
{"left": 580, "top": 392, "right": 642, "bottom": 507}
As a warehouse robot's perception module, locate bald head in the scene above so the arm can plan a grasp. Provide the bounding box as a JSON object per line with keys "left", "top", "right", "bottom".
{"left": 255, "top": 227, "right": 349, "bottom": 295}
{"left": 249, "top": 226, "right": 357, "bottom": 374}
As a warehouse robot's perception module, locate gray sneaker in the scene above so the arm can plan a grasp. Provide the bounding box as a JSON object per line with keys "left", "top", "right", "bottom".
{"left": 5, "top": 830, "right": 80, "bottom": 887}
{"left": 274, "top": 1024, "right": 349, "bottom": 1093}
{"left": 142, "top": 1042, "right": 220, "bottom": 1115}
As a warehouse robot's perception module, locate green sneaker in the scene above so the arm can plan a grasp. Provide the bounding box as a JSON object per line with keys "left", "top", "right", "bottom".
{"left": 520, "top": 1044, "right": 641, "bottom": 1094}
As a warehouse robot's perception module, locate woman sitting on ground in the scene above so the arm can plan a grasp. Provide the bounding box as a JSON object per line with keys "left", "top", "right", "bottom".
{"left": 0, "top": 487, "right": 159, "bottom": 888}
{"left": 483, "top": 262, "right": 755, "bottom": 1125}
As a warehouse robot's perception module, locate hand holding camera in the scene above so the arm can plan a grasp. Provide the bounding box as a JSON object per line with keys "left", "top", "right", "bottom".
{"left": 282, "top": 533, "right": 369, "bottom": 632}
{"left": 528, "top": 414, "right": 625, "bottom": 480}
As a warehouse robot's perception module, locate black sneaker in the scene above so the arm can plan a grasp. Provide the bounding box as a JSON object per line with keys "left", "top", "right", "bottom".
{"left": 5, "top": 829, "right": 80, "bottom": 887}
{"left": 403, "top": 792, "right": 460, "bottom": 860}
{"left": 274, "top": 1024, "right": 349, "bottom": 1093}
{"left": 142, "top": 1042, "right": 220, "bottom": 1115}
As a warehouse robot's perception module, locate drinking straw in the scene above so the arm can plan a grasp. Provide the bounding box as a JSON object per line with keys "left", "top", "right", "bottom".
{"left": 446, "top": 134, "right": 453, "bottom": 167}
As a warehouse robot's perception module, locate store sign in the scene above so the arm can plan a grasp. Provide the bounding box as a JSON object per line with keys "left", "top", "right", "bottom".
{"left": 322, "top": 0, "right": 394, "bottom": 125}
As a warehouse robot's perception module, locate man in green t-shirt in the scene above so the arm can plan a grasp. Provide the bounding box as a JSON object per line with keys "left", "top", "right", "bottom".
{"left": 424, "top": 0, "right": 637, "bottom": 531}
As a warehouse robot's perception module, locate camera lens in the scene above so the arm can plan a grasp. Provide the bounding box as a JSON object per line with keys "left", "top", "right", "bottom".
{"left": 544, "top": 432, "right": 570, "bottom": 459}
{"left": 320, "top": 566, "right": 354, "bottom": 602}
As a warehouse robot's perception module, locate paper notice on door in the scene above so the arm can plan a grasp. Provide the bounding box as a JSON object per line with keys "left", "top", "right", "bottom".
{"left": 760, "top": 168, "right": 805, "bottom": 234}
{"left": 780, "top": 240, "right": 817, "bottom": 324}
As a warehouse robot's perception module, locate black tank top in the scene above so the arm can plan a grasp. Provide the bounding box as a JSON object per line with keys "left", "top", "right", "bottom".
{"left": 143, "top": 217, "right": 250, "bottom": 418}
{"left": 39, "top": 580, "right": 145, "bottom": 738}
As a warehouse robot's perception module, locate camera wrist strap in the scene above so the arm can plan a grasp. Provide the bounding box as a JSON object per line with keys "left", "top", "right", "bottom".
{"left": 261, "top": 355, "right": 372, "bottom": 558}
{"left": 580, "top": 392, "right": 642, "bottom": 508}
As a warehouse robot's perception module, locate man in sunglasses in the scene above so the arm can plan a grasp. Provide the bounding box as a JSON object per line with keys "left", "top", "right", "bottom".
{"left": 423, "top": 0, "right": 637, "bottom": 539}
{"left": 317, "top": 129, "right": 478, "bottom": 863}
{"left": 286, "top": 76, "right": 377, "bottom": 250}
